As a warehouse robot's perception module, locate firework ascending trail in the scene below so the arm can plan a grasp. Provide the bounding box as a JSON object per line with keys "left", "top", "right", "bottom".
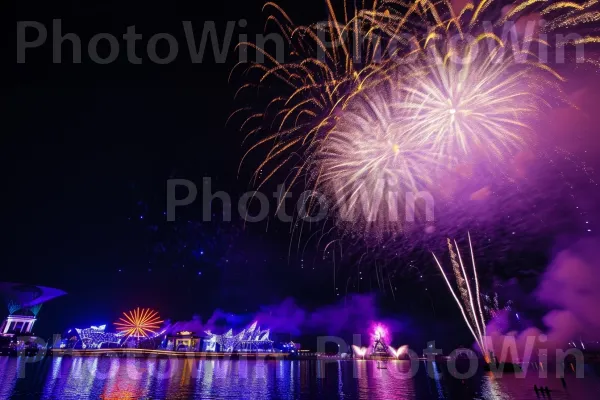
{"left": 433, "top": 233, "right": 489, "bottom": 361}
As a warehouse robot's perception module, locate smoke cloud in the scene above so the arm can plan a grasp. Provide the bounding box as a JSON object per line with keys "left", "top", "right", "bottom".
{"left": 537, "top": 238, "right": 600, "bottom": 343}
{"left": 486, "top": 238, "right": 600, "bottom": 361}
{"left": 165, "top": 294, "right": 403, "bottom": 343}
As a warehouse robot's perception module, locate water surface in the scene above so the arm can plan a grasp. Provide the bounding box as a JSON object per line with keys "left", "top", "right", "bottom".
{"left": 1, "top": 356, "right": 598, "bottom": 399}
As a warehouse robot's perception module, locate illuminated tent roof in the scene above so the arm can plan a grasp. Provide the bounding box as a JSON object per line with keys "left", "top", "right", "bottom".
{"left": 0, "top": 282, "right": 67, "bottom": 309}
{"left": 204, "top": 321, "right": 273, "bottom": 352}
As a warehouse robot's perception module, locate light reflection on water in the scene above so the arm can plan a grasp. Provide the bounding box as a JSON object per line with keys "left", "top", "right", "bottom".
{"left": 0, "top": 356, "right": 598, "bottom": 399}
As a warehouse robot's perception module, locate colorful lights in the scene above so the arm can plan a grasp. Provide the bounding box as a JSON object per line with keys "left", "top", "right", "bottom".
{"left": 204, "top": 321, "right": 274, "bottom": 352}
{"left": 6, "top": 300, "right": 21, "bottom": 315}
{"left": 352, "top": 345, "right": 368, "bottom": 359}
{"left": 90, "top": 325, "right": 106, "bottom": 331}
{"left": 389, "top": 345, "right": 408, "bottom": 359}
{"left": 71, "top": 324, "right": 121, "bottom": 349}
{"left": 369, "top": 322, "right": 392, "bottom": 356}
{"left": 114, "top": 308, "right": 163, "bottom": 339}
{"left": 351, "top": 323, "right": 410, "bottom": 359}
{"left": 370, "top": 323, "right": 390, "bottom": 343}
{"left": 373, "top": 325, "right": 386, "bottom": 341}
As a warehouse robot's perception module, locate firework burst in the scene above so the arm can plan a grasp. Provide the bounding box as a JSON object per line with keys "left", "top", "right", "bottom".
{"left": 396, "top": 43, "right": 549, "bottom": 164}
{"left": 236, "top": 0, "right": 599, "bottom": 254}
{"left": 316, "top": 78, "right": 438, "bottom": 235}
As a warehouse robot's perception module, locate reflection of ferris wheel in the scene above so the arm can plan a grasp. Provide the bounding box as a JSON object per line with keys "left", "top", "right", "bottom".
{"left": 114, "top": 308, "right": 163, "bottom": 339}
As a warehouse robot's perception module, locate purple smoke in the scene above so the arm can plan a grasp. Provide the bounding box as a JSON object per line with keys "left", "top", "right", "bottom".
{"left": 536, "top": 238, "right": 600, "bottom": 343}
{"left": 486, "top": 238, "right": 600, "bottom": 361}
{"left": 166, "top": 294, "right": 404, "bottom": 343}
{"left": 254, "top": 294, "right": 402, "bottom": 338}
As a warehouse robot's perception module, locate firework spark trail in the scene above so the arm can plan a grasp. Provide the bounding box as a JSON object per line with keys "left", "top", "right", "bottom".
{"left": 433, "top": 237, "right": 489, "bottom": 360}
{"left": 454, "top": 239, "right": 485, "bottom": 355}
{"left": 233, "top": 0, "right": 413, "bottom": 245}
{"left": 448, "top": 237, "right": 483, "bottom": 349}
{"left": 234, "top": 0, "right": 396, "bottom": 189}
{"left": 469, "top": 232, "right": 487, "bottom": 338}
{"left": 432, "top": 251, "right": 485, "bottom": 355}
{"left": 447, "top": 238, "right": 470, "bottom": 318}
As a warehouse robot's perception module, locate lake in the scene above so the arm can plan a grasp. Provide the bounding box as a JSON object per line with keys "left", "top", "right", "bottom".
{"left": 0, "top": 356, "right": 599, "bottom": 399}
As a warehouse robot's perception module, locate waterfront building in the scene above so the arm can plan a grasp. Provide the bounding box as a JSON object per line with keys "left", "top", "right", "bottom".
{"left": 204, "top": 321, "right": 274, "bottom": 352}
{"left": 165, "top": 331, "right": 201, "bottom": 351}
{"left": 0, "top": 283, "right": 66, "bottom": 338}
{"left": 61, "top": 325, "right": 122, "bottom": 349}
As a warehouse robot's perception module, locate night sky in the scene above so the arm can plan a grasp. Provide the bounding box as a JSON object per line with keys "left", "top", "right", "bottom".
{"left": 6, "top": 0, "right": 600, "bottom": 350}
{"left": 7, "top": 0, "right": 365, "bottom": 337}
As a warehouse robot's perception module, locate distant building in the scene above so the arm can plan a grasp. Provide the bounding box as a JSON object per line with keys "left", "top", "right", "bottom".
{"left": 0, "top": 283, "right": 66, "bottom": 338}
{"left": 1, "top": 313, "right": 37, "bottom": 336}
{"left": 61, "top": 325, "right": 122, "bottom": 349}
{"left": 165, "top": 331, "right": 201, "bottom": 351}
{"left": 423, "top": 341, "right": 443, "bottom": 357}
{"left": 274, "top": 341, "right": 299, "bottom": 354}
{"left": 204, "top": 321, "right": 274, "bottom": 352}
